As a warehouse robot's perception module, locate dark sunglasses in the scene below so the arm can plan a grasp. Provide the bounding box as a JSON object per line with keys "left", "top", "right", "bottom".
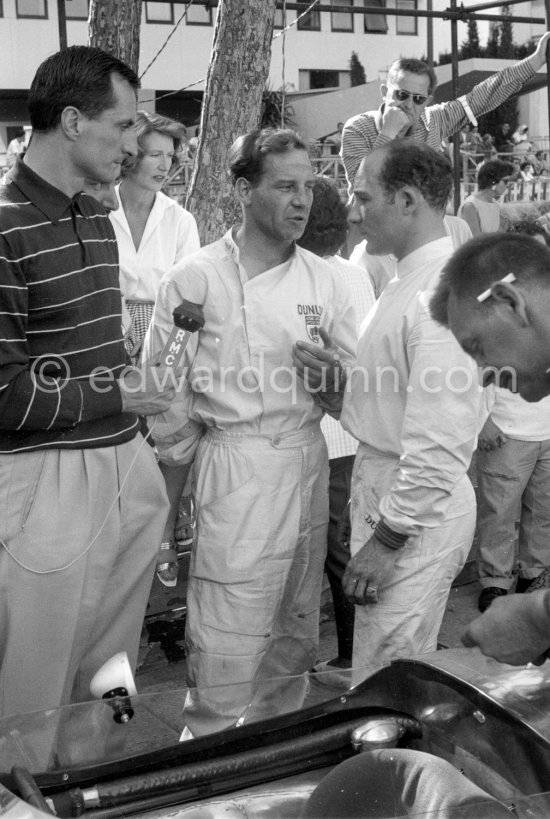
{"left": 391, "top": 88, "right": 429, "bottom": 106}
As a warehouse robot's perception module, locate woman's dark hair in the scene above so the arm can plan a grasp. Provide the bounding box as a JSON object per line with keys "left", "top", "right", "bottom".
{"left": 28, "top": 45, "right": 139, "bottom": 133}
{"left": 297, "top": 177, "right": 348, "bottom": 257}
{"left": 477, "top": 159, "right": 513, "bottom": 190}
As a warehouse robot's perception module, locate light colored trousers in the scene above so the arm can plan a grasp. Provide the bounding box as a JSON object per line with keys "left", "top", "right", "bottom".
{"left": 477, "top": 437, "right": 550, "bottom": 589}
{"left": 350, "top": 445, "right": 476, "bottom": 677}
{"left": 184, "top": 427, "right": 329, "bottom": 736}
{"left": 0, "top": 436, "right": 168, "bottom": 717}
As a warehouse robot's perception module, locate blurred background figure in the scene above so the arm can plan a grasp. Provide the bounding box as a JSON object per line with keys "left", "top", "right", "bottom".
{"left": 480, "top": 132, "right": 497, "bottom": 163}
{"left": 494, "top": 122, "right": 514, "bottom": 157}
{"left": 519, "top": 160, "right": 535, "bottom": 182}
{"left": 458, "top": 159, "right": 513, "bottom": 235}
{"left": 512, "top": 123, "right": 530, "bottom": 147}
{"left": 110, "top": 110, "right": 200, "bottom": 366}
{"left": 535, "top": 150, "right": 549, "bottom": 175}
{"left": 297, "top": 177, "right": 375, "bottom": 679}
{"left": 5, "top": 128, "right": 26, "bottom": 168}
{"left": 187, "top": 126, "right": 200, "bottom": 161}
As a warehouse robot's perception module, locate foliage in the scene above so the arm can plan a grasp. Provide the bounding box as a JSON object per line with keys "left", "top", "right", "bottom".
{"left": 349, "top": 51, "right": 367, "bottom": 86}
{"left": 437, "top": 8, "right": 540, "bottom": 136}
{"left": 460, "top": 20, "right": 482, "bottom": 59}
{"left": 261, "top": 84, "right": 296, "bottom": 129}
{"left": 499, "top": 7, "right": 515, "bottom": 59}
{"left": 478, "top": 11, "right": 518, "bottom": 138}
{"left": 485, "top": 23, "right": 500, "bottom": 58}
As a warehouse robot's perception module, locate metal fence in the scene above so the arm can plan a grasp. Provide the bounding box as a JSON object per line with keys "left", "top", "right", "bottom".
{"left": 166, "top": 142, "right": 550, "bottom": 206}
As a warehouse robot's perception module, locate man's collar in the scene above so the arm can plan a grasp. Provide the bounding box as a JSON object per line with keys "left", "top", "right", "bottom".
{"left": 9, "top": 159, "right": 81, "bottom": 224}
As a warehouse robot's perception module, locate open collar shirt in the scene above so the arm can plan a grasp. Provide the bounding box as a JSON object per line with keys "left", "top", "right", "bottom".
{"left": 143, "top": 229, "right": 357, "bottom": 466}
{"left": 110, "top": 187, "right": 200, "bottom": 303}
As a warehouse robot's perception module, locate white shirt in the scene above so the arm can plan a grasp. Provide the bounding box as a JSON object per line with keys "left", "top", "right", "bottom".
{"left": 341, "top": 237, "right": 481, "bottom": 537}
{"left": 487, "top": 387, "right": 550, "bottom": 441}
{"left": 444, "top": 214, "right": 473, "bottom": 246}
{"left": 320, "top": 255, "right": 375, "bottom": 460}
{"left": 143, "top": 230, "right": 357, "bottom": 466}
{"left": 110, "top": 187, "right": 200, "bottom": 302}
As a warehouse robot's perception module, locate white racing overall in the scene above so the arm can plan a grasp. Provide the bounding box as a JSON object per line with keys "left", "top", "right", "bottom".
{"left": 143, "top": 229, "right": 357, "bottom": 733}
{"left": 342, "top": 238, "right": 481, "bottom": 677}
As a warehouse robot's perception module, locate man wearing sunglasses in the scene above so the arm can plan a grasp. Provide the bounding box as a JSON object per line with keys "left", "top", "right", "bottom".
{"left": 341, "top": 30, "right": 550, "bottom": 191}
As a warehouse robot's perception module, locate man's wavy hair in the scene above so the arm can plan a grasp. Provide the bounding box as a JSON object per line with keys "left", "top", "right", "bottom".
{"left": 228, "top": 128, "right": 308, "bottom": 186}
{"left": 375, "top": 139, "right": 452, "bottom": 213}
{"left": 386, "top": 57, "right": 437, "bottom": 96}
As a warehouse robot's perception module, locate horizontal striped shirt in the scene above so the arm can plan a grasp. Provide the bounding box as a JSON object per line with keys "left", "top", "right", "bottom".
{"left": 0, "top": 161, "right": 139, "bottom": 452}
{"left": 342, "top": 55, "right": 536, "bottom": 188}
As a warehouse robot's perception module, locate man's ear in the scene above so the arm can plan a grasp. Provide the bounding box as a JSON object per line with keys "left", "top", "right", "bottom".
{"left": 380, "top": 84, "right": 388, "bottom": 102}
{"left": 491, "top": 282, "right": 529, "bottom": 326}
{"left": 395, "top": 185, "right": 420, "bottom": 215}
{"left": 234, "top": 176, "right": 252, "bottom": 205}
{"left": 60, "top": 106, "right": 82, "bottom": 141}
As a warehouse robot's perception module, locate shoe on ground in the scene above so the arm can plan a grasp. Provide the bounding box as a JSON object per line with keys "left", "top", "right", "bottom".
{"left": 478, "top": 586, "right": 507, "bottom": 613}
{"left": 175, "top": 495, "right": 196, "bottom": 547}
{"left": 522, "top": 569, "right": 550, "bottom": 593}
{"left": 515, "top": 576, "right": 532, "bottom": 594}
{"left": 156, "top": 542, "right": 179, "bottom": 588}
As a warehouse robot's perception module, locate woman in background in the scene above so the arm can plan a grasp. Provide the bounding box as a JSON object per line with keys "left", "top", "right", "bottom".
{"left": 458, "top": 159, "right": 513, "bottom": 236}
{"left": 110, "top": 110, "right": 200, "bottom": 364}
{"left": 110, "top": 111, "right": 201, "bottom": 588}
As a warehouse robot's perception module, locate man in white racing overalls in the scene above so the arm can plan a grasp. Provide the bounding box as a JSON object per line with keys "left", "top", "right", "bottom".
{"left": 295, "top": 140, "right": 481, "bottom": 677}
{"left": 143, "top": 128, "right": 356, "bottom": 734}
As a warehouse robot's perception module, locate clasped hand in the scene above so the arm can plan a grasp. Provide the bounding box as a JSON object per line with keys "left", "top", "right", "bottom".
{"left": 292, "top": 327, "right": 346, "bottom": 392}
{"left": 119, "top": 352, "right": 181, "bottom": 416}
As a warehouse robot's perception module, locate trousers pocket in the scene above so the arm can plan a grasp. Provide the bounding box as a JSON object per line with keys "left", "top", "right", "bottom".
{"left": 0, "top": 450, "right": 47, "bottom": 539}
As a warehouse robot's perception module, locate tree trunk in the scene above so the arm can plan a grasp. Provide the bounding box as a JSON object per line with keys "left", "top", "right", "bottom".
{"left": 87, "top": 0, "right": 142, "bottom": 74}
{"left": 186, "top": 0, "right": 277, "bottom": 245}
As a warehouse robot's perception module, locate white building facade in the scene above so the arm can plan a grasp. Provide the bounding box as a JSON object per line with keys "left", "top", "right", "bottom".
{"left": 0, "top": 0, "right": 546, "bottom": 159}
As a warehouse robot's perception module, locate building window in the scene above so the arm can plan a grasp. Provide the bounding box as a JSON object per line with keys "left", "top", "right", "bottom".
{"left": 396, "top": 0, "right": 417, "bottom": 34}
{"left": 299, "top": 69, "right": 344, "bottom": 91}
{"left": 331, "top": 0, "right": 353, "bottom": 32}
{"left": 0, "top": 1, "right": 4, "bottom": 14}
{"left": 297, "top": 0, "right": 321, "bottom": 31}
{"left": 145, "top": 2, "right": 173, "bottom": 23}
{"left": 65, "top": 0, "right": 88, "bottom": 19}
{"left": 186, "top": 2, "right": 212, "bottom": 24}
{"left": 363, "top": 0, "right": 387, "bottom": 33}
{"left": 273, "top": 8, "right": 285, "bottom": 28}
{"left": 16, "top": 0, "right": 47, "bottom": 17}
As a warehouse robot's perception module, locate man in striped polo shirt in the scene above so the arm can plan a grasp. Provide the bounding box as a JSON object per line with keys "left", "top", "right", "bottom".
{"left": 0, "top": 47, "right": 176, "bottom": 717}
{"left": 341, "top": 30, "right": 550, "bottom": 192}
